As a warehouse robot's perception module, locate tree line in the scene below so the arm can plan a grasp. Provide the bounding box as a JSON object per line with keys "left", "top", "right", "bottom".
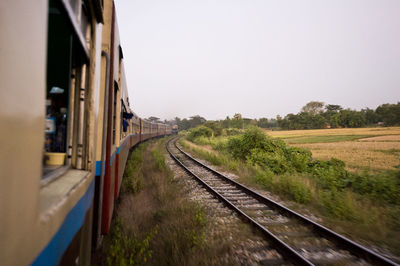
{"left": 276, "top": 101, "right": 400, "bottom": 130}
{"left": 148, "top": 101, "right": 400, "bottom": 131}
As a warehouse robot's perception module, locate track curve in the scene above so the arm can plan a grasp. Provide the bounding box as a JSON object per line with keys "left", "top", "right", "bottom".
{"left": 166, "top": 136, "right": 398, "bottom": 266}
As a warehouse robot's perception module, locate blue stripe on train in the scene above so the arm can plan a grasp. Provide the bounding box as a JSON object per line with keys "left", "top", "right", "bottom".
{"left": 95, "top": 161, "right": 102, "bottom": 176}
{"left": 32, "top": 180, "right": 94, "bottom": 266}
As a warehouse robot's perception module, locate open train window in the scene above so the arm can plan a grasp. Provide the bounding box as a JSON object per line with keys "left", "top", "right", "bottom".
{"left": 43, "top": 0, "right": 90, "bottom": 182}
{"left": 113, "top": 82, "right": 118, "bottom": 145}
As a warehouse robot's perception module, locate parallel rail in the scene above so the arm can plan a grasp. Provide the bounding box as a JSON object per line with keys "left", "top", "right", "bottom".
{"left": 166, "top": 137, "right": 398, "bottom": 266}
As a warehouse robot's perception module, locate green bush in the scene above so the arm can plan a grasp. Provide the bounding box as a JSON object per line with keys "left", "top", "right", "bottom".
{"left": 203, "top": 121, "right": 223, "bottom": 137}
{"left": 223, "top": 128, "right": 242, "bottom": 136}
{"left": 276, "top": 174, "right": 312, "bottom": 203}
{"left": 227, "top": 127, "right": 312, "bottom": 175}
{"left": 187, "top": 126, "right": 213, "bottom": 142}
{"left": 123, "top": 145, "right": 146, "bottom": 194}
{"left": 284, "top": 147, "right": 312, "bottom": 172}
{"left": 227, "top": 127, "right": 280, "bottom": 159}
{"left": 351, "top": 170, "right": 400, "bottom": 204}
{"left": 308, "top": 158, "right": 351, "bottom": 190}
{"left": 319, "top": 190, "right": 356, "bottom": 221}
{"left": 209, "top": 137, "right": 228, "bottom": 151}
{"left": 106, "top": 218, "right": 156, "bottom": 266}
{"left": 192, "top": 136, "right": 211, "bottom": 146}
{"left": 247, "top": 148, "right": 290, "bottom": 174}
{"left": 253, "top": 167, "right": 273, "bottom": 188}
{"left": 151, "top": 149, "right": 169, "bottom": 172}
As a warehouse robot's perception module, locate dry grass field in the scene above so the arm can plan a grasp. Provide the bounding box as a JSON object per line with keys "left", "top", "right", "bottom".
{"left": 266, "top": 127, "right": 400, "bottom": 172}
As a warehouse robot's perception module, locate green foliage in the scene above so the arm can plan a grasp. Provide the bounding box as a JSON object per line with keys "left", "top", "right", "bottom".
{"left": 301, "top": 101, "right": 325, "bottom": 115}
{"left": 106, "top": 219, "right": 156, "bottom": 266}
{"left": 307, "top": 158, "right": 351, "bottom": 190}
{"left": 223, "top": 128, "right": 242, "bottom": 136}
{"left": 319, "top": 190, "right": 356, "bottom": 221}
{"left": 122, "top": 144, "right": 148, "bottom": 194}
{"left": 278, "top": 112, "right": 327, "bottom": 130}
{"left": 192, "top": 136, "right": 212, "bottom": 146}
{"left": 276, "top": 174, "right": 312, "bottom": 203}
{"left": 285, "top": 147, "right": 312, "bottom": 172}
{"left": 376, "top": 102, "right": 400, "bottom": 126}
{"left": 188, "top": 127, "right": 399, "bottom": 207}
{"left": 277, "top": 101, "right": 400, "bottom": 130}
{"left": 175, "top": 115, "right": 206, "bottom": 130}
{"left": 226, "top": 127, "right": 312, "bottom": 175}
{"left": 151, "top": 149, "right": 169, "bottom": 173}
{"left": 247, "top": 148, "right": 290, "bottom": 174}
{"left": 253, "top": 167, "right": 273, "bottom": 189}
{"left": 209, "top": 137, "right": 228, "bottom": 151}
{"left": 351, "top": 170, "right": 400, "bottom": 204}
{"left": 203, "top": 121, "right": 223, "bottom": 136}
{"left": 187, "top": 126, "right": 213, "bottom": 142}
{"left": 257, "top": 117, "right": 278, "bottom": 128}
{"left": 173, "top": 101, "right": 400, "bottom": 133}
{"left": 337, "top": 109, "right": 366, "bottom": 128}
{"left": 227, "top": 127, "right": 279, "bottom": 159}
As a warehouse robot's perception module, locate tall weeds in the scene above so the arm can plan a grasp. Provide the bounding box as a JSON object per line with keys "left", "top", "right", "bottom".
{"left": 96, "top": 138, "right": 226, "bottom": 265}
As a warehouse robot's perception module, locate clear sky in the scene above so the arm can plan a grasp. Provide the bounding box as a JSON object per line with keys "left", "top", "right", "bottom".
{"left": 114, "top": 0, "right": 400, "bottom": 121}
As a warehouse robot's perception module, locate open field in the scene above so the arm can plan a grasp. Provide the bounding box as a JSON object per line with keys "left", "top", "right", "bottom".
{"left": 265, "top": 127, "right": 400, "bottom": 172}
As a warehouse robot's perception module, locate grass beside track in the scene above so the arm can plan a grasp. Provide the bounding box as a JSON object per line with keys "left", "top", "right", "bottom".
{"left": 179, "top": 135, "right": 400, "bottom": 258}
{"left": 93, "top": 137, "right": 227, "bottom": 266}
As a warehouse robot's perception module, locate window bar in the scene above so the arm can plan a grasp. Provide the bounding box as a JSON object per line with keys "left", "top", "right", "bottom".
{"left": 77, "top": 63, "right": 87, "bottom": 169}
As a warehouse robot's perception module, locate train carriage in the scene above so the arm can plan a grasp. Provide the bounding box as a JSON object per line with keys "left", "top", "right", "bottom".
{"left": 0, "top": 0, "right": 170, "bottom": 265}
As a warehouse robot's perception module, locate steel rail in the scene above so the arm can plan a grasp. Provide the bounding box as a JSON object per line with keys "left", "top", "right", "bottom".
{"left": 168, "top": 136, "right": 399, "bottom": 266}
{"left": 166, "top": 137, "right": 313, "bottom": 266}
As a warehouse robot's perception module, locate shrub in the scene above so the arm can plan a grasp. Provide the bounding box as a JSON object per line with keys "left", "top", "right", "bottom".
{"left": 223, "top": 128, "right": 242, "bottom": 136}
{"left": 187, "top": 126, "right": 213, "bottom": 142}
{"left": 351, "top": 170, "right": 400, "bottom": 204}
{"left": 319, "top": 190, "right": 356, "bottom": 221}
{"left": 307, "top": 158, "right": 351, "bottom": 190}
{"left": 253, "top": 167, "right": 273, "bottom": 188}
{"left": 276, "top": 174, "right": 312, "bottom": 203}
{"left": 106, "top": 218, "right": 156, "bottom": 266}
{"left": 192, "top": 136, "right": 211, "bottom": 146}
{"left": 122, "top": 145, "right": 146, "bottom": 194}
{"left": 203, "top": 121, "right": 223, "bottom": 137}
{"left": 247, "top": 148, "right": 290, "bottom": 174}
{"left": 227, "top": 127, "right": 312, "bottom": 175}
{"left": 227, "top": 127, "right": 281, "bottom": 159}
{"left": 284, "top": 147, "right": 312, "bottom": 172}
{"left": 210, "top": 137, "right": 228, "bottom": 151}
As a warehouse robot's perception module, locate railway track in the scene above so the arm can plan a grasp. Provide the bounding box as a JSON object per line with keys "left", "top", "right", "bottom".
{"left": 166, "top": 137, "right": 398, "bottom": 266}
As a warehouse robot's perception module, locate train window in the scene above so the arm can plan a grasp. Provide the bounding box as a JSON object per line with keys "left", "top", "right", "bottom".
{"left": 121, "top": 100, "right": 127, "bottom": 139}
{"left": 43, "top": 0, "right": 74, "bottom": 178}
{"left": 113, "top": 83, "right": 118, "bottom": 145}
{"left": 43, "top": 0, "right": 89, "bottom": 181}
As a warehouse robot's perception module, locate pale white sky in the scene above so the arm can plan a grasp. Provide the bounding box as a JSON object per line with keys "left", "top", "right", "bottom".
{"left": 115, "top": 0, "right": 400, "bottom": 120}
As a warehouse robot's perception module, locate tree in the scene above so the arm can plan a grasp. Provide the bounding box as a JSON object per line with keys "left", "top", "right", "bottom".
{"left": 362, "top": 108, "right": 379, "bottom": 125}
{"left": 257, "top": 118, "right": 270, "bottom": 128}
{"left": 203, "top": 121, "right": 223, "bottom": 136}
{"left": 325, "top": 104, "right": 342, "bottom": 112}
{"left": 221, "top": 116, "right": 230, "bottom": 128}
{"left": 301, "top": 101, "right": 325, "bottom": 115}
{"left": 337, "top": 109, "right": 366, "bottom": 128}
{"left": 376, "top": 103, "right": 400, "bottom": 126}
{"left": 189, "top": 115, "right": 206, "bottom": 128}
{"left": 179, "top": 118, "right": 191, "bottom": 130}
